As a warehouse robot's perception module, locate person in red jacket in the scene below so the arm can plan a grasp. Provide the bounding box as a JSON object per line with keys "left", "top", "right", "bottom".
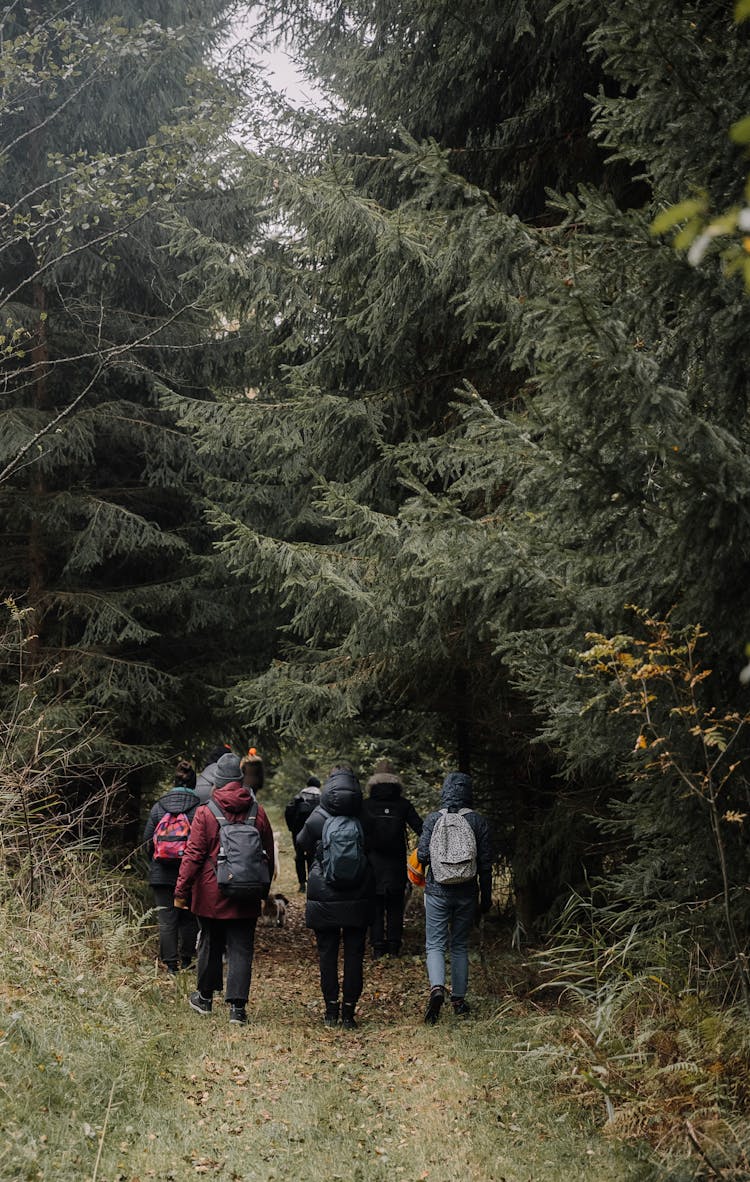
{"left": 174, "top": 752, "right": 275, "bottom": 1025}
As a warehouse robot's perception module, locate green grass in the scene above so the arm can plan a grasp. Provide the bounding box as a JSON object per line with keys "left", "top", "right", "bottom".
{"left": 0, "top": 811, "right": 656, "bottom": 1182}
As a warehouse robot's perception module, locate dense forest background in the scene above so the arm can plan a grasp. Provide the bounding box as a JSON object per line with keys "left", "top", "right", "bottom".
{"left": 3, "top": 0, "right": 750, "bottom": 1000}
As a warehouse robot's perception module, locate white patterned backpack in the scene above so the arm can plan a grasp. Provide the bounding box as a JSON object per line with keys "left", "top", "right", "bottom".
{"left": 429, "top": 808, "right": 477, "bottom": 884}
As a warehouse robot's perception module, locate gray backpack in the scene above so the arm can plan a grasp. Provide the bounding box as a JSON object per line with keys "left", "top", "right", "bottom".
{"left": 429, "top": 808, "right": 477, "bottom": 885}
{"left": 207, "top": 800, "right": 271, "bottom": 901}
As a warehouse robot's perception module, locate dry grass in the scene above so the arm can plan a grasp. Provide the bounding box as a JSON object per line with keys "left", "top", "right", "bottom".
{"left": 0, "top": 808, "right": 652, "bottom": 1182}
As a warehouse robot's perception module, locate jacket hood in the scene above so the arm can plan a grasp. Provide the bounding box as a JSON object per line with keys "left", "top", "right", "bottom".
{"left": 440, "top": 772, "right": 473, "bottom": 810}
{"left": 211, "top": 782, "right": 254, "bottom": 815}
{"left": 158, "top": 787, "right": 200, "bottom": 813}
{"left": 366, "top": 773, "right": 403, "bottom": 801}
{"left": 195, "top": 762, "right": 218, "bottom": 803}
{"left": 321, "top": 768, "right": 362, "bottom": 816}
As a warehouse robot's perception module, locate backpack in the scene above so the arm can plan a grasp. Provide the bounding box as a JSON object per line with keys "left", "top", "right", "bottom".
{"left": 152, "top": 810, "right": 191, "bottom": 861}
{"left": 320, "top": 811, "right": 366, "bottom": 889}
{"left": 207, "top": 800, "right": 271, "bottom": 901}
{"left": 407, "top": 847, "right": 426, "bottom": 888}
{"left": 297, "top": 790, "right": 319, "bottom": 823}
{"left": 429, "top": 808, "right": 477, "bottom": 885}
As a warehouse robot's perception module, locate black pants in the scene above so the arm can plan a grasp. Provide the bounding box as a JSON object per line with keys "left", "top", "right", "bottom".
{"left": 293, "top": 845, "right": 313, "bottom": 887}
{"left": 315, "top": 926, "right": 367, "bottom": 1005}
{"left": 196, "top": 916, "right": 257, "bottom": 1005}
{"left": 152, "top": 885, "right": 199, "bottom": 971}
{"left": 371, "top": 888, "right": 405, "bottom": 955}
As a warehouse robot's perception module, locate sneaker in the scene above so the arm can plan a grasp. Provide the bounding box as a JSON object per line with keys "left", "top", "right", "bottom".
{"left": 341, "top": 1002, "right": 357, "bottom": 1030}
{"left": 452, "top": 998, "right": 471, "bottom": 1017}
{"left": 188, "top": 991, "right": 212, "bottom": 1015}
{"left": 229, "top": 1005, "right": 247, "bottom": 1025}
{"left": 424, "top": 986, "right": 445, "bottom": 1025}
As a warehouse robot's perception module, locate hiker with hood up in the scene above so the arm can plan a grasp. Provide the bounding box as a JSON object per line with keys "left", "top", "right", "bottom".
{"left": 361, "top": 759, "right": 423, "bottom": 957}
{"left": 174, "top": 752, "right": 275, "bottom": 1025}
{"left": 296, "top": 764, "right": 374, "bottom": 1029}
{"left": 284, "top": 775, "right": 322, "bottom": 891}
{"left": 143, "top": 758, "right": 200, "bottom": 974}
{"left": 194, "top": 741, "right": 232, "bottom": 803}
{"left": 417, "top": 771, "right": 493, "bottom": 1024}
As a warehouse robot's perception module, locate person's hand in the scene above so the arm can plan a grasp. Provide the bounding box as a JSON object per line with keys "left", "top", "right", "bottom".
{"left": 173, "top": 896, "right": 188, "bottom": 910}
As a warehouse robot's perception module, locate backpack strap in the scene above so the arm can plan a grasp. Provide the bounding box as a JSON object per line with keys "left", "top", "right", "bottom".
{"left": 207, "top": 799, "right": 259, "bottom": 827}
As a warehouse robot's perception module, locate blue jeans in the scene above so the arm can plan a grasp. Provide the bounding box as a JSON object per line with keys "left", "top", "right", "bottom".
{"left": 424, "top": 891, "right": 476, "bottom": 998}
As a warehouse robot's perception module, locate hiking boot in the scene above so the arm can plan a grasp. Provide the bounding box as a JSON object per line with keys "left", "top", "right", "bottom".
{"left": 229, "top": 1004, "right": 247, "bottom": 1025}
{"left": 424, "top": 985, "right": 445, "bottom": 1025}
{"left": 341, "top": 1002, "right": 358, "bottom": 1030}
{"left": 451, "top": 997, "right": 471, "bottom": 1017}
{"left": 188, "top": 991, "right": 212, "bottom": 1015}
{"left": 324, "top": 1001, "right": 340, "bottom": 1027}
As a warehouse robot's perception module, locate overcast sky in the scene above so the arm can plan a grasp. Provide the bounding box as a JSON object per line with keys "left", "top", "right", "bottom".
{"left": 228, "top": 10, "right": 323, "bottom": 109}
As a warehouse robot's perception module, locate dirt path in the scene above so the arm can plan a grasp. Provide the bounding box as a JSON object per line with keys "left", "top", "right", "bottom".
{"left": 115, "top": 814, "right": 650, "bottom": 1182}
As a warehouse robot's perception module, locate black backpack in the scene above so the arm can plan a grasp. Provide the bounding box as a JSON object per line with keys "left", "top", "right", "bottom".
{"left": 207, "top": 800, "right": 271, "bottom": 901}
{"left": 285, "top": 790, "right": 319, "bottom": 834}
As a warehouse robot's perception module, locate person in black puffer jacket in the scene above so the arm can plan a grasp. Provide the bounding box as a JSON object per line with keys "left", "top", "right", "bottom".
{"left": 143, "top": 758, "right": 201, "bottom": 973}
{"left": 361, "top": 759, "right": 423, "bottom": 958}
{"left": 296, "top": 764, "right": 374, "bottom": 1029}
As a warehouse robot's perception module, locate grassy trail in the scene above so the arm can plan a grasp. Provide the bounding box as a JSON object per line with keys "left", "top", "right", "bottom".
{"left": 113, "top": 813, "right": 649, "bottom": 1182}
{"left": 0, "top": 809, "right": 653, "bottom": 1181}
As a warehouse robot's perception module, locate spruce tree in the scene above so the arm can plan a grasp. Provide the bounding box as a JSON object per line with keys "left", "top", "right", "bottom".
{"left": 175, "top": 0, "right": 750, "bottom": 945}
{"left": 172, "top": 0, "right": 617, "bottom": 914}
{"left": 0, "top": 2, "right": 268, "bottom": 770}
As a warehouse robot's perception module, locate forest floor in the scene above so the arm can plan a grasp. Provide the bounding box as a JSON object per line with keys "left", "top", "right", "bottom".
{"left": 0, "top": 808, "right": 658, "bottom": 1182}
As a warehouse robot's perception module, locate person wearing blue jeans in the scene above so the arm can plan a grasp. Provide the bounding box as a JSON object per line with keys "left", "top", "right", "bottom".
{"left": 417, "top": 771, "right": 493, "bottom": 1023}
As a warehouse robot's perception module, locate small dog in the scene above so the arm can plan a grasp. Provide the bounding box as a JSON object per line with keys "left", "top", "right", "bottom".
{"left": 262, "top": 892, "right": 289, "bottom": 928}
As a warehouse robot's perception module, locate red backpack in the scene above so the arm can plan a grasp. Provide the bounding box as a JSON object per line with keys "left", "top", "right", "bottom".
{"left": 152, "top": 810, "right": 191, "bottom": 861}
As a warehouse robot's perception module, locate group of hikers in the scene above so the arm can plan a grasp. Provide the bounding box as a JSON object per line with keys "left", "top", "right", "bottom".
{"left": 143, "top": 747, "right": 493, "bottom": 1029}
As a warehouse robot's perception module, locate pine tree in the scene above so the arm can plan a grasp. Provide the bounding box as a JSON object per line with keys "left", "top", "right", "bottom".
{"left": 175, "top": 0, "right": 750, "bottom": 946}
{"left": 172, "top": 0, "right": 619, "bottom": 910}
{"left": 0, "top": 2, "right": 268, "bottom": 768}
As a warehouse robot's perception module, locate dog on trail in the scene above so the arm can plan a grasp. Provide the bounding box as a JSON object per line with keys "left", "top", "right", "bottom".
{"left": 262, "top": 892, "right": 289, "bottom": 928}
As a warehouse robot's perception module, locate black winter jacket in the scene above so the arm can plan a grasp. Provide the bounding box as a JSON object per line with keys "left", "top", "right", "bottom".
{"left": 296, "top": 769, "right": 374, "bottom": 929}
{"left": 284, "top": 785, "right": 322, "bottom": 836}
{"left": 417, "top": 773, "right": 493, "bottom": 907}
{"left": 143, "top": 787, "right": 201, "bottom": 887}
{"left": 361, "top": 772, "right": 423, "bottom": 894}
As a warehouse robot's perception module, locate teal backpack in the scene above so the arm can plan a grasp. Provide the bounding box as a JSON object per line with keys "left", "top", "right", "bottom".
{"left": 320, "top": 811, "right": 366, "bottom": 888}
